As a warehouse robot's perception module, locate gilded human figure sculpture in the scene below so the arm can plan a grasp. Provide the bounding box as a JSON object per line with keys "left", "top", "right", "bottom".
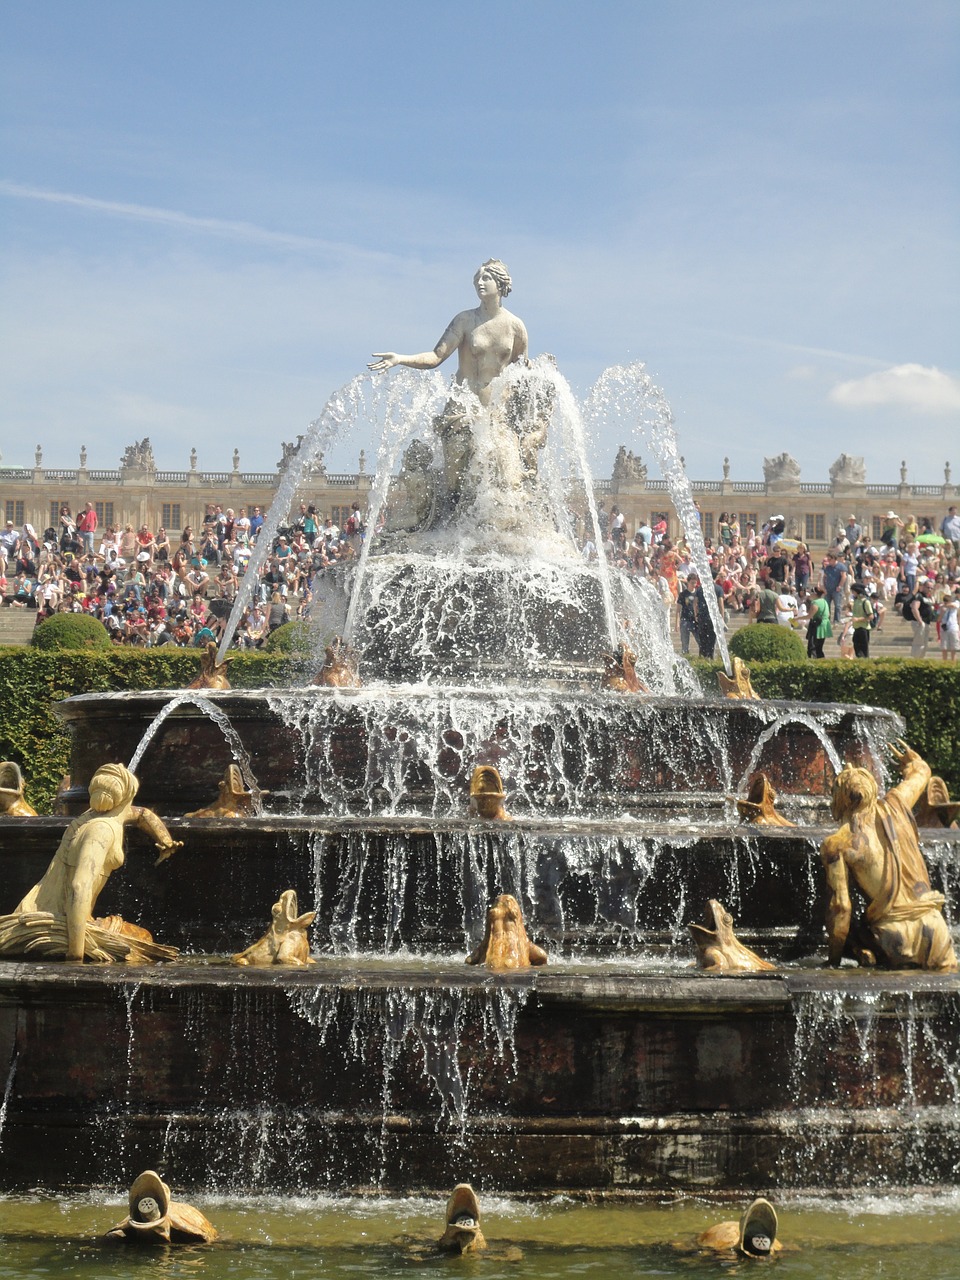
{"left": 186, "top": 764, "right": 257, "bottom": 818}
{"left": 466, "top": 893, "right": 548, "bottom": 970}
{"left": 0, "top": 761, "right": 37, "bottom": 816}
{"left": 820, "top": 741, "right": 958, "bottom": 972}
{"left": 369, "top": 260, "right": 529, "bottom": 504}
{"left": 0, "top": 763, "right": 181, "bottom": 964}
{"left": 689, "top": 900, "right": 775, "bottom": 973}
{"left": 104, "top": 1170, "right": 217, "bottom": 1245}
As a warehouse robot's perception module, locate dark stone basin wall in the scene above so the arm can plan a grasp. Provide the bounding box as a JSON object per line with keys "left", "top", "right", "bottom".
{"left": 0, "top": 966, "right": 957, "bottom": 1194}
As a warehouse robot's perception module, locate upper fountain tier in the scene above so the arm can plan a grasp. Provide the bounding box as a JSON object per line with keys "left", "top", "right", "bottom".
{"left": 353, "top": 263, "right": 687, "bottom": 691}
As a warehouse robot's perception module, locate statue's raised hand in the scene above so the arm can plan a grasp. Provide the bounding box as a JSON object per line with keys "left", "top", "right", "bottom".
{"left": 890, "top": 738, "right": 918, "bottom": 772}
{"left": 154, "top": 839, "right": 184, "bottom": 866}
{"left": 368, "top": 352, "right": 399, "bottom": 373}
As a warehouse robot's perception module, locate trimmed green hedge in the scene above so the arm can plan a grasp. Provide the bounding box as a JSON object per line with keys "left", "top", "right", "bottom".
{"left": 32, "top": 613, "right": 112, "bottom": 650}
{"left": 1, "top": 648, "right": 957, "bottom": 811}
{"left": 691, "top": 657, "right": 960, "bottom": 792}
{"left": 0, "top": 648, "right": 291, "bottom": 812}
{"left": 729, "top": 622, "right": 806, "bottom": 663}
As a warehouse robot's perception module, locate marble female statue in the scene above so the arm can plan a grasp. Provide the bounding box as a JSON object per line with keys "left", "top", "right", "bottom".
{"left": 369, "top": 260, "right": 529, "bottom": 504}
{"left": 820, "top": 741, "right": 958, "bottom": 972}
{"left": 0, "top": 763, "right": 181, "bottom": 963}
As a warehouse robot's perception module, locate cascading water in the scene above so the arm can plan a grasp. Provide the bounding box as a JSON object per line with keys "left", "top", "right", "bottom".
{"left": 585, "top": 361, "right": 732, "bottom": 675}
{"left": 7, "top": 270, "right": 956, "bottom": 1201}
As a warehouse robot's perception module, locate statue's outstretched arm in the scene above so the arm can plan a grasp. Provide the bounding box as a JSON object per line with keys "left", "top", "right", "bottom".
{"left": 888, "top": 739, "right": 931, "bottom": 810}
{"left": 128, "top": 806, "right": 184, "bottom": 864}
{"left": 369, "top": 314, "right": 465, "bottom": 373}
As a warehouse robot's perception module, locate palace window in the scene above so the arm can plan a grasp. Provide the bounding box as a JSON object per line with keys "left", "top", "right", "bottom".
{"left": 738, "top": 511, "right": 757, "bottom": 533}
{"left": 805, "top": 514, "right": 826, "bottom": 543}
{"left": 702, "top": 512, "right": 714, "bottom": 540}
{"left": 872, "top": 516, "right": 884, "bottom": 541}
{"left": 162, "top": 503, "right": 182, "bottom": 531}
{"left": 94, "top": 501, "right": 114, "bottom": 528}
{"left": 4, "top": 500, "right": 24, "bottom": 527}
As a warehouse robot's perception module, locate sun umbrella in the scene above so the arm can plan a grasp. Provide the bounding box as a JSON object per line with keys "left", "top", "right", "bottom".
{"left": 917, "top": 532, "right": 947, "bottom": 545}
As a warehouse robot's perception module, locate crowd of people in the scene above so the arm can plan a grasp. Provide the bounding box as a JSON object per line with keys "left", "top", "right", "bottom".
{"left": 590, "top": 503, "right": 960, "bottom": 661}
{"left": 0, "top": 499, "right": 365, "bottom": 649}
{"left": 3, "top": 494, "right": 958, "bottom": 662}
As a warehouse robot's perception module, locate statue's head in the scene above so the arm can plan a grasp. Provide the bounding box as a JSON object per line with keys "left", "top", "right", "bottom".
{"left": 474, "top": 259, "right": 512, "bottom": 298}
{"left": 831, "top": 765, "right": 878, "bottom": 821}
{"left": 89, "top": 763, "right": 139, "bottom": 813}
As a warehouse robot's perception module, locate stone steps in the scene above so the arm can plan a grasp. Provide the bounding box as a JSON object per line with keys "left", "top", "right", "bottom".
{"left": 0, "top": 600, "right": 36, "bottom": 647}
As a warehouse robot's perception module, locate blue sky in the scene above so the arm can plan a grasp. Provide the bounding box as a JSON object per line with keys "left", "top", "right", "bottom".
{"left": 1, "top": 1, "right": 957, "bottom": 483}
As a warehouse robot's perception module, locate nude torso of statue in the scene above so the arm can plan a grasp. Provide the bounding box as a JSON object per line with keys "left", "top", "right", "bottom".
{"left": 369, "top": 262, "right": 528, "bottom": 407}
{"left": 435, "top": 306, "right": 528, "bottom": 405}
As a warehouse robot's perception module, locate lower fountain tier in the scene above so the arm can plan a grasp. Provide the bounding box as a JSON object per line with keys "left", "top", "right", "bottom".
{"left": 54, "top": 688, "right": 898, "bottom": 820}
{"left": 0, "top": 964, "right": 958, "bottom": 1194}
{"left": 4, "top": 818, "right": 958, "bottom": 958}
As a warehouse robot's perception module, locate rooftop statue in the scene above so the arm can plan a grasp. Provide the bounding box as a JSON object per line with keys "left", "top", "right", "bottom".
{"left": 104, "top": 1170, "right": 217, "bottom": 1246}
{"left": 821, "top": 741, "right": 958, "bottom": 972}
{"left": 0, "top": 764, "right": 180, "bottom": 964}
{"left": 0, "top": 761, "right": 37, "bottom": 816}
{"left": 370, "top": 260, "right": 529, "bottom": 505}
{"left": 689, "top": 899, "right": 775, "bottom": 973}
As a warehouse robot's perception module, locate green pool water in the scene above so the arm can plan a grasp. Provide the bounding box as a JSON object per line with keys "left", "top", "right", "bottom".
{"left": 2, "top": 1192, "right": 959, "bottom": 1279}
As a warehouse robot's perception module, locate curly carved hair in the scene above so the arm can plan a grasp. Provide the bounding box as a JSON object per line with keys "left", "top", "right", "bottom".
{"left": 474, "top": 259, "right": 512, "bottom": 298}
{"left": 830, "top": 765, "right": 878, "bottom": 822}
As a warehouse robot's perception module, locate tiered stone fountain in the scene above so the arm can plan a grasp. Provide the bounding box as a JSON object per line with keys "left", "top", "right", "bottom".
{"left": 0, "top": 264, "right": 957, "bottom": 1196}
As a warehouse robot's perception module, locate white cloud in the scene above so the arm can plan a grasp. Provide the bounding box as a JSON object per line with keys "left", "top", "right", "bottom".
{"left": 829, "top": 363, "right": 960, "bottom": 414}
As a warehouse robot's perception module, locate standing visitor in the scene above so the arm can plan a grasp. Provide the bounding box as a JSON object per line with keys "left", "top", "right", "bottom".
{"left": 850, "top": 583, "right": 874, "bottom": 659}
{"left": 807, "top": 586, "right": 832, "bottom": 659}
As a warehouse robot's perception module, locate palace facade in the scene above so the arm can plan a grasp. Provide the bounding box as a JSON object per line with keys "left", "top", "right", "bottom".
{"left": 1, "top": 438, "right": 955, "bottom": 550}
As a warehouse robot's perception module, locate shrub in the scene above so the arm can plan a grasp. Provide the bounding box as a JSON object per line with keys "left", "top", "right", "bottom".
{"left": 729, "top": 623, "right": 806, "bottom": 663}
{"left": 263, "top": 621, "right": 313, "bottom": 654}
{"left": 31, "top": 613, "right": 111, "bottom": 651}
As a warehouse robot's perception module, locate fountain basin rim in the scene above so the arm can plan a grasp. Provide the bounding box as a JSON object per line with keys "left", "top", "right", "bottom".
{"left": 53, "top": 687, "right": 899, "bottom": 721}
{"left": 6, "top": 813, "right": 960, "bottom": 847}
{"left": 2, "top": 961, "right": 956, "bottom": 1006}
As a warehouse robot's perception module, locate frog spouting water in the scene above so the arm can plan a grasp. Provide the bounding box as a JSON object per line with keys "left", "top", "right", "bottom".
{"left": 466, "top": 894, "right": 548, "bottom": 971}
{"left": 103, "top": 1170, "right": 218, "bottom": 1246}
{"left": 689, "top": 899, "right": 775, "bottom": 973}
{"left": 697, "top": 1196, "right": 782, "bottom": 1257}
